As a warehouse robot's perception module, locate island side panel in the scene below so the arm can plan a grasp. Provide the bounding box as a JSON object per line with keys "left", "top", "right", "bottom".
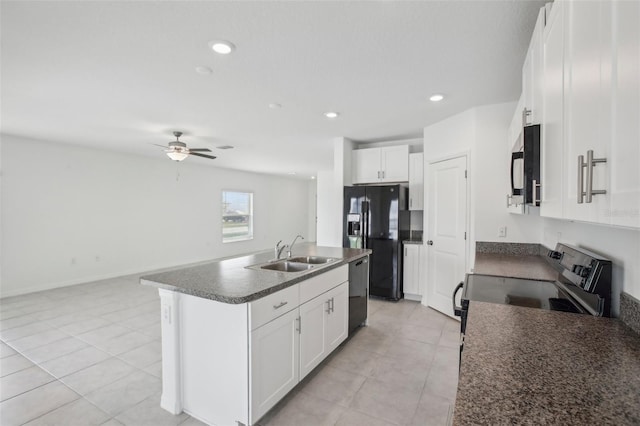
{"left": 158, "top": 288, "right": 183, "bottom": 414}
{"left": 180, "top": 293, "right": 250, "bottom": 426}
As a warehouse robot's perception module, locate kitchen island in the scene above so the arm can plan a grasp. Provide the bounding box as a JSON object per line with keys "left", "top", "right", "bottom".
{"left": 141, "top": 244, "right": 370, "bottom": 426}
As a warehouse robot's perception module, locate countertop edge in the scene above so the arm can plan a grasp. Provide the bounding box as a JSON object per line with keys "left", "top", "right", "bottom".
{"left": 141, "top": 249, "right": 371, "bottom": 304}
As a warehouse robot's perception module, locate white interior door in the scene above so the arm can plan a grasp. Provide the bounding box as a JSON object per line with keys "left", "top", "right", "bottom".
{"left": 426, "top": 156, "right": 467, "bottom": 318}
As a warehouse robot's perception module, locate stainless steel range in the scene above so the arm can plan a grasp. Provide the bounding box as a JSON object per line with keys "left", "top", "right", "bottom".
{"left": 453, "top": 243, "right": 612, "bottom": 355}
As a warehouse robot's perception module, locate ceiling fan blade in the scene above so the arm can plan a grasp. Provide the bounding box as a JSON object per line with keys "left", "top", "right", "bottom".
{"left": 153, "top": 144, "right": 170, "bottom": 149}
{"left": 187, "top": 148, "right": 212, "bottom": 152}
{"left": 189, "top": 152, "right": 217, "bottom": 160}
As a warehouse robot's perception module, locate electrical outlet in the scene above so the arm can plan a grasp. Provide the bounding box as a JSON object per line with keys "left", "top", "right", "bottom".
{"left": 498, "top": 226, "right": 507, "bottom": 238}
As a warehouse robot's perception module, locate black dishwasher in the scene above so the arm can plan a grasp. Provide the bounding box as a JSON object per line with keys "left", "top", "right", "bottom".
{"left": 349, "top": 256, "right": 369, "bottom": 334}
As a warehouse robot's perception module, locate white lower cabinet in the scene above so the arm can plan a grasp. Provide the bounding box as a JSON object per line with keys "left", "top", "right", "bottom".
{"left": 165, "top": 265, "right": 350, "bottom": 426}
{"left": 299, "top": 281, "right": 348, "bottom": 379}
{"left": 403, "top": 244, "right": 422, "bottom": 299}
{"left": 250, "top": 309, "right": 300, "bottom": 423}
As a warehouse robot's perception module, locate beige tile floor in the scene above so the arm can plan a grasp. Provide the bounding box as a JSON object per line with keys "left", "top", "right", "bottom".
{"left": 0, "top": 272, "right": 459, "bottom": 426}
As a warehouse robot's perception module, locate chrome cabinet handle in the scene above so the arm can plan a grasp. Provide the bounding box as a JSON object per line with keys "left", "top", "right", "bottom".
{"left": 330, "top": 297, "right": 335, "bottom": 313}
{"left": 382, "top": 171, "right": 385, "bottom": 179}
{"left": 296, "top": 316, "right": 301, "bottom": 334}
{"left": 326, "top": 299, "right": 331, "bottom": 314}
{"left": 532, "top": 179, "right": 541, "bottom": 205}
{"left": 427, "top": 240, "right": 433, "bottom": 246}
{"left": 273, "top": 301, "right": 288, "bottom": 310}
{"left": 507, "top": 194, "right": 512, "bottom": 207}
{"left": 577, "top": 150, "right": 607, "bottom": 204}
{"left": 522, "top": 108, "right": 532, "bottom": 126}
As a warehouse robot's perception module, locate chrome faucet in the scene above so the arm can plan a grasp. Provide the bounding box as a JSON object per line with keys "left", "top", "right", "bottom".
{"left": 275, "top": 240, "right": 288, "bottom": 260}
{"left": 287, "top": 235, "right": 304, "bottom": 258}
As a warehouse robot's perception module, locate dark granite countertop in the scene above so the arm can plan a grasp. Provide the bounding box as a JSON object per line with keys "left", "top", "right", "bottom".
{"left": 402, "top": 240, "right": 423, "bottom": 245}
{"left": 454, "top": 302, "right": 640, "bottom": 425}
{"left": 140, "top": 243, "right": 371, "bottom": 304}
{"left": 474, "top": 252, "right": 558, "bottom": 282}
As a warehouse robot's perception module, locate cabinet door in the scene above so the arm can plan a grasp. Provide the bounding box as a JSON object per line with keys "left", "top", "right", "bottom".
{"left": 403, "top": 245, "right": 421, "bottom": 295}
{"left": 325, "top": 282, "right": 348, "bottom": 354}
{"left": 563, "top": 0, "right": 612, "bottom": 224}
{"left": 540, "top": 1, "right": 565, "bottom": 219}
{"left": 530, "top": 7, "right": 546, "bottom": 125}
{"left": 299, "top": 295, "right": 327, "bottom": 380}
{"left": 610, "top": 0, "right": 640, "bottom": 228}
{"left": 380, "top": 145, "right": 409, "bottom": 182}
{"left": 409, "top": 153, "right": 424, "bottom": 210}
{"left": 522, "top": 45, "right": 534, "bottom": 126}
{"left": 352, "top": 148, "right": 381, "bottom": 184}
{"left": 250, "top": 309, "right": 299, "bottom": 424}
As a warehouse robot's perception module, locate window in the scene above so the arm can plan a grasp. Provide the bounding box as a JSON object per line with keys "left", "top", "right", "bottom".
{"left": 222, "top": 191, "right": 253, "bottom": 243}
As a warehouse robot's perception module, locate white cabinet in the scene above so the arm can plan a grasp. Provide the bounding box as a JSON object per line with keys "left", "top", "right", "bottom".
{"left": 409, "top": 153, "right": 424, "bottom": 210}
{"left": 540, "top": 0, "right": 640, "bottom": 228}
{"left": 610, "top": 0, "right": 640, "bottom": 228}
{"left": 522, "top": 6, "right": 547, "bottom": 126}
{"left": 250, "top": 309, "right": 299, "bottom": 423}
{"left": 352, "top": 145, "right": 409, "bottom": 184}
{"left": 403, "top": 244, "right": 422, "bottom": 299}
{"left": 299, "top": 281, "right": 348, "bottom": 379}
{"left": 541, "top": 0, "right": 565, "bottom": 220}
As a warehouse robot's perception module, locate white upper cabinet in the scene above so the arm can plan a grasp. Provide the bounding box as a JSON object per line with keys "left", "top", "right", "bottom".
{"left": 563, "top": 0, "right": 612, "bottom": 224}
{"left": 352, "top": 145, "right": 409, "bottom": 184}
{"left": 541, "top": 1, "right": 565, "bottom": 219}
{"left": 409, "top": 152, "right": 424, "bottom": 210}
{"left": 610, "top": 0, "right": 640, "bottom": 228}
{"left": 540, "top": 0, "right": 640, "bottom": 228}
{"left": 523, "top": 7, "right": 547, "bottom": 125}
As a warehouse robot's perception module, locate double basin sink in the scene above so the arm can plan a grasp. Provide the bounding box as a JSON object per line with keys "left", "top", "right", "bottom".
{"left": 250, "top": 256, "right": 337, "bottom": 273}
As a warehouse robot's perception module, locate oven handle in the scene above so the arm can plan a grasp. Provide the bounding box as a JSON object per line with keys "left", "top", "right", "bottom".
{"left": 452, "top": 281, "right": 464, "bottom": 317}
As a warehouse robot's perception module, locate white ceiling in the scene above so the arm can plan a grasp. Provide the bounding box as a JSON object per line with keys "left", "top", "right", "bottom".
{"left": 1, "top": 0, "right": 546, "bottom": 178}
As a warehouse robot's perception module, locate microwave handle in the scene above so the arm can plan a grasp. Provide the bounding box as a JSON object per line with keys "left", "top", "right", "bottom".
{"left": 511, "top": 151, "right": 524, "bottom": 196}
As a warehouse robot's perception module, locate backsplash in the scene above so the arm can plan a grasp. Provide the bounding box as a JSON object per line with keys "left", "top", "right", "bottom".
{"left": 475, "top": 242, "right": 540, "bottom": 256}
{"left": 620, "top": 293, "right": 640, "bottom": 335}
{"left": 408, "top": 230, "right": 423, "bottom": 241}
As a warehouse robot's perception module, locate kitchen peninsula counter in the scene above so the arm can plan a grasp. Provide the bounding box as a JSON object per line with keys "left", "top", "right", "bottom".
{"left": 454, "top": 301, "right": 640, "bottom": 425}
{"left": 141, "top": 243, "right": 370, "bottom": 304}
{"left": 473, "top": 252, "right": 558, "bottom": 282}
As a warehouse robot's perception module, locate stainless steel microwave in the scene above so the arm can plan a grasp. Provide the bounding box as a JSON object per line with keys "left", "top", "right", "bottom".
{"left": 510, "top": 124, "right": 541, "bottom": 206}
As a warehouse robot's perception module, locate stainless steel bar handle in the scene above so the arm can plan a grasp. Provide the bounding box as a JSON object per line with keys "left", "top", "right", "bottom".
{"left": 585, "top": 150, "right": 607, "bottom": 203}
{"left": 326, "top": 299, "right": 331, "bottom": 314}
{"left": 296, "top": 316, "right": 301, "bottom": 334}
{"left": 273, "top": 301, "right": 288, "bottom": 310}
{"left": 331, "top": 297, "right": 335, "bottom": 313}
{"left": 577, "top": 155, "right": 585, "bottom": 204}
{"left": 506, "top": 194, "right": 512, "bottom": 208}
{"left": 522, "top": 108, "right": 531, "bottom": 126}
{"left": 377, "top": 171, "right": 380, "bottom": 179}
{"left": 532, "top": 180, "right": 541, "bottom": 205}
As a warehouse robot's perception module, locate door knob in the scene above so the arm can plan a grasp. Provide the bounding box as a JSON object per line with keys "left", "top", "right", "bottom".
{"left": 427, "top": 240, "right": 433, "bottom": 245}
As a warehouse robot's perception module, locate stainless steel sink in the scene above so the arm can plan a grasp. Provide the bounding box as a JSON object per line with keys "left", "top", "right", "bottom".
{"left": 260, "top": 261, "right": 314, "bottom": 272}
{"left": 288, "top": 256, "right": 336, "bottom": 264}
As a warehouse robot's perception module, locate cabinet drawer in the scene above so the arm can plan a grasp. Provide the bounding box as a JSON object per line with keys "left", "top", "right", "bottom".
{"left": 250, "top": 285, "right": 299, "bottom": 330}
{"left": 299, "top": 265, "right": 348, "bottom": 304}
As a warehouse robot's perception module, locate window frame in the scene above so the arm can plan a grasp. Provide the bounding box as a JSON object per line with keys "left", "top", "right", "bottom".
{"left": 221, "top": 190, "right": 254, "bottom": 243}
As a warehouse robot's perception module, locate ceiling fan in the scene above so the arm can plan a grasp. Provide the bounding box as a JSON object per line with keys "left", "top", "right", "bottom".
{"left": 155, "top": 131, "right": 216, "bottom": 161}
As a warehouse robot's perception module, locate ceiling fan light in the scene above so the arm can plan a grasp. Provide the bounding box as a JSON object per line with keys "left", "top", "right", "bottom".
{"left": 167, "top": 151, "right": 189, "bottom": 161}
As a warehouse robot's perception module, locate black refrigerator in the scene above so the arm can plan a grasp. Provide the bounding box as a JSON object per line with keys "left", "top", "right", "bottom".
{"left": 343, "top": 185, "right": 410, "bottom": 300}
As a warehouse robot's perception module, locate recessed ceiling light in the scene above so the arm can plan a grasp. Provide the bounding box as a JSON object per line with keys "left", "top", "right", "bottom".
{"left": 311, "top": 176, "right": 316, "bottom": 180}
{"left": 429, "top": 94, "right": 444, "bottom": 102}
{"left": 324, "top": 111, "right": 339, "bottom": 119}
{"left": 269, "top": 103, "right": 282, "bottom": 109}
{"left": 195, "top": 66, "right": 213, "bottom": 75}
{"left": 209, "top": 40, "right": 235, "bottom": 55}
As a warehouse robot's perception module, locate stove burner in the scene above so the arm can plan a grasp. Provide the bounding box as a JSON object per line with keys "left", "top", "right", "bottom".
{"left": 548, "top": 298, "right": 581, "bottom": 313}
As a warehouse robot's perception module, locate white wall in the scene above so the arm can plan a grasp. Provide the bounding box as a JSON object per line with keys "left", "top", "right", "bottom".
{"left": 1, "top": 135, "right": 311, "bottom": 297}
{"left": 423, "top": 102, "right": 543, "bottom": 271}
